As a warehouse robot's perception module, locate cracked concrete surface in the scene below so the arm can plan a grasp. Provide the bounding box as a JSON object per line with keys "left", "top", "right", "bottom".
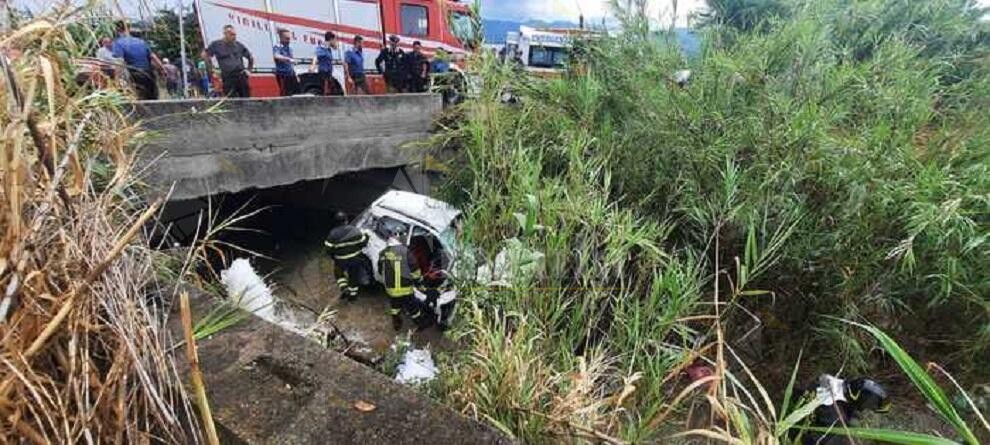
{"left": 178, "top": 292, "right": 511, "bottom": 445}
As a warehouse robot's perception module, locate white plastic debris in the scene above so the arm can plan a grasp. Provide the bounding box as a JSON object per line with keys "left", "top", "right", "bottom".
{"left": 220, "top": 258, "right": 276, "bottom": 322}
{"left": 815, "top": 374, "right": 848, "bottom": 406}
{"left": 476, "top": 238, "right": 546, "bottom": 287}
{"left": 673, "top": 69, "right": 693, "bottom": 86}
{"left": 218, "top": 258, "right": 330, "bottom": 339}
{"left": 395, "top": 348, "right": 438, "bottom": 385}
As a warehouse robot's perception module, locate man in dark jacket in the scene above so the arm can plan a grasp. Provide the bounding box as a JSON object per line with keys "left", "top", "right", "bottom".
{"left": 375, "top": 35, "right": 405, "bottom": 93}
{"left": 403, "top": 41, "right": 430, "bottom": 93}
{"left": 324, "top": 212, "right": 370, "bottom": 301}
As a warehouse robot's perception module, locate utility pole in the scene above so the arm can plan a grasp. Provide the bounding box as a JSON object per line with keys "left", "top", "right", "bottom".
{"left": 0, "top": 0, "right": 9, "bottom": 34}
{"left": 177, "top": 0, "right": 189, "bottom": 97}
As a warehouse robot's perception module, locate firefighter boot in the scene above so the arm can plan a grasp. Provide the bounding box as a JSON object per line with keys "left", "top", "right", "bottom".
{"left": 345, "top": 285, "right": 359, "bottom": 302}
{"left": 336, "top": 275, "right": 356, "bottom": 302}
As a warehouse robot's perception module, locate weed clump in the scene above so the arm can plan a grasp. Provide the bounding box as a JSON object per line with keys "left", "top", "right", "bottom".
{"left": 438, "top": 0, "right": 988, "bottom": 441}
{"left": 0, "top": 10, "right": 197, "bottom": 443}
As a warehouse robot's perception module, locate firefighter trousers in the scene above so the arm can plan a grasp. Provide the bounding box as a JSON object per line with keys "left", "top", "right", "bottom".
{"left": 388, "top": 293, "right": 426, "bottom": 326}
{"left": 334, "top": 256, "right": 369, "bottom": 299}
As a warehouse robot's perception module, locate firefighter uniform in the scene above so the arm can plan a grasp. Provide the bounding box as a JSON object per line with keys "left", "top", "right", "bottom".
{"left": 379, "top": 241, "right": 423, "bottom": 329}
{"left": 324, "top": 225, "right": 369, "bottom": 300}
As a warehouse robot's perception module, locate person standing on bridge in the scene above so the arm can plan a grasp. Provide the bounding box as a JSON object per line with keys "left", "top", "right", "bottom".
{"left": 325, "top": 211, "right": 371, "bottom": 302}
{"left": 375, "top": 35, "right": 405, "bottom": 93}
{"left": 344, "top": 35, "right": 368, "bottom": 95}
{"left": 379, "top": 230, "right": 425, "bottom": 331}
{"left": 196, "top": 59, "right": 212, "bottom": 97}
{"left": 404, "top": 41, "right": 430, "bottom": 93}
{"left": 202, "top": 24, "right": 254, "bottom": 98}
{"left": 273, "top": 29, "right": 300, "bottom": 96}
{"left": 112, "top": 23, "right": 164, "bottom": 100}
{"left": 309, "top": 31, "right": 341, "bottom": 95}
{"left": 95, "top": 36, "right": 120, "bottom": 81}
{"left": 162, "top": 58, "right": 180, "bottom": 97}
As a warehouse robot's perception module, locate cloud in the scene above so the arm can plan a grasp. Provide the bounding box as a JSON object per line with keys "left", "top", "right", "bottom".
{"left": 481, "top": 0, "right": 706, "bottom": 27}
{"left": 481, "top": 0, "right": 606, "bottom": 22}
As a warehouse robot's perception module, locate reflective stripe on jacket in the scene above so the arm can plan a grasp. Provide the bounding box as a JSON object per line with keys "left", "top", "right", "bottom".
{"left": 379, "top": 244, "right": 421, "bottom": 297}
{"left": 325, "top": 225, "right": 368, "bottom": 260}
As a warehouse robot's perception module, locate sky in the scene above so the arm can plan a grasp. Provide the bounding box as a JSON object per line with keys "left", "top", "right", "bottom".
{"left": 481, "top": 0, "right": 706, "bottom": 27}
{"left": 15, "top": 0, "right": 707, "bottom": 26}
{"left": 13, "top": 0, "right": 990, "bottom": 26}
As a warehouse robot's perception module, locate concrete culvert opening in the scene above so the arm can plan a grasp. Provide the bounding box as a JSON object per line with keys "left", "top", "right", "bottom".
{"left": 156, "top": 167, "right": 452, "bottom": 365}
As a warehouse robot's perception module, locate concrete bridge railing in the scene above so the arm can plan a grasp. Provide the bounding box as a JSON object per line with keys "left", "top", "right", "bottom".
{"left": 132, "top": 94, "right": 442, "bottom": 201}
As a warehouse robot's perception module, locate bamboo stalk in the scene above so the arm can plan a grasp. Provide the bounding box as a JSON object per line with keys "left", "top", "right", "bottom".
{"left": 179, "top": 291, "right": 220, "bottom": 445}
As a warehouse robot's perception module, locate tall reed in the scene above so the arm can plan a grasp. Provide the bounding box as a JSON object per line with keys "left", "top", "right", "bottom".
{"left": 437, "top": 0, "right": 988, "bottom": 441}
{"left": 0, "top": 7, "right": 198, "bottom": 442}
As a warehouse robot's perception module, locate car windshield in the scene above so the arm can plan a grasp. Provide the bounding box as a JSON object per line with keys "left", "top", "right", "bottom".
{"left": 438, "top": 226, "right": 457, "bottom": 252}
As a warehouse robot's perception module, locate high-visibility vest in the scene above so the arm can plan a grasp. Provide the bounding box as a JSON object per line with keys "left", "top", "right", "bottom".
{"left": 324, "top": 225, "right": 368, "bottom": 261}
{"left": 379, "top": 244, "right": 420, "bottom": 297}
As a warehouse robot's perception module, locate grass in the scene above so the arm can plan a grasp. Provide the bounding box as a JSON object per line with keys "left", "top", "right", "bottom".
{"left": 436, "top": 0, "right": 988, "bottom": 441}
{"left": 0, "top": 7, "right": 199, "bottom": 443}
{"left": 681, "top": 318, "right": 989, "bottom": 445}
{"left": 192, "top": 299, "right": 252, "bottom": 340}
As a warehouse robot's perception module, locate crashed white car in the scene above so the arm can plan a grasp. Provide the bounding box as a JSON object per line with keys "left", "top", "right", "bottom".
{"left": 354, "top": 191, "right": 462, "bottom": 324}
{"left": 352, "top": 191, "right": 547, "bottom": 325}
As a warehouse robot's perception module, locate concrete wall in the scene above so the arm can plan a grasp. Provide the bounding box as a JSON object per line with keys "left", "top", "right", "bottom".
{"left": 132, "top": 94, "right": 441, "bottom": 201}
{"left": 174, "top": 295, "right": 512, "bottom": 444}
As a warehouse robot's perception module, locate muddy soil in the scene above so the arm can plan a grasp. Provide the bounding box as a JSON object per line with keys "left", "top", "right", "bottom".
{"left": 267, "top": 240, "right": 455, "bottom": 365}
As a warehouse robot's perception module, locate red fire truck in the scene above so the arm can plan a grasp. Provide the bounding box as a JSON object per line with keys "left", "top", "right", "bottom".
{"left": 195, "top": 0, "right": 474, "bottom": 96}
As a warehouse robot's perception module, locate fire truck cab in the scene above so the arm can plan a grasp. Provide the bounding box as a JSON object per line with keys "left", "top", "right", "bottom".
{"left": 195, "top": 0, "right": 474, "bottom": 96}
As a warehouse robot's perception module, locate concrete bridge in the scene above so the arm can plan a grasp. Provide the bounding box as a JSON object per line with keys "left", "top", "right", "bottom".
{"left": 132, "top": 94, "right": 441, "bottom": 201}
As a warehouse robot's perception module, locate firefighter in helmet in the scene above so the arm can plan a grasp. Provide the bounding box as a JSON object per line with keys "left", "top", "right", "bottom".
{"left": 324, "top": 211, "right": 370, "bottom": 301}
{"left": 379, "top": 228, "right": 425, "bottom": 330}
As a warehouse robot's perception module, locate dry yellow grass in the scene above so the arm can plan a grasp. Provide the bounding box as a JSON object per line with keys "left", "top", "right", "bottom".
{"left": 0, "top": 10, "right": 197, "bottom": 443}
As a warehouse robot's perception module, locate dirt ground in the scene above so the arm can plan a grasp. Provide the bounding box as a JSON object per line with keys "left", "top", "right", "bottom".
{"left": 266, "top": 242, "right": 455, "bottom": 365}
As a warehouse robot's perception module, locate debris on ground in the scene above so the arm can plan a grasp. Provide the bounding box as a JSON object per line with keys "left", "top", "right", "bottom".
{"left": 220, "top": 258, "right": 317, "bottom": 338}
{"left": 476, "top": 237, "right": 545, "bottom": 286}
{"left": 221, "top": 258, "right": 277, "bottom": 321}
{"left": 395, "top": 348, "right": 439, "bottom": 385}
{"left": 354, "top": 400, "right": 377, "bottom": 412}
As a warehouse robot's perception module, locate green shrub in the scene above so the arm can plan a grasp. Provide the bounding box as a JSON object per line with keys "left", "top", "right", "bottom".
{"left": 437, "top": 0, "right": 988, "bottom": 440}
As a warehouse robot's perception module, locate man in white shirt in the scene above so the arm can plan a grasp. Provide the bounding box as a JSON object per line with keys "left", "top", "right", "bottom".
{"left": 95, "top": 37, "right": 118, "bottom": 78}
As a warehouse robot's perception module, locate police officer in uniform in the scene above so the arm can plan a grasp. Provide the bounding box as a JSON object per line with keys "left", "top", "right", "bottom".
{"left": 375, "top": 35, "right": 406, "bottom": 93}
{"left": 379, "top": 230, "right": 425, "bottom": 330}
{"left": 324, "top": 211, "right": 370, "bottom": 301}
{"left": 273, "top": 28, "right": 300, "bottom": 96}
